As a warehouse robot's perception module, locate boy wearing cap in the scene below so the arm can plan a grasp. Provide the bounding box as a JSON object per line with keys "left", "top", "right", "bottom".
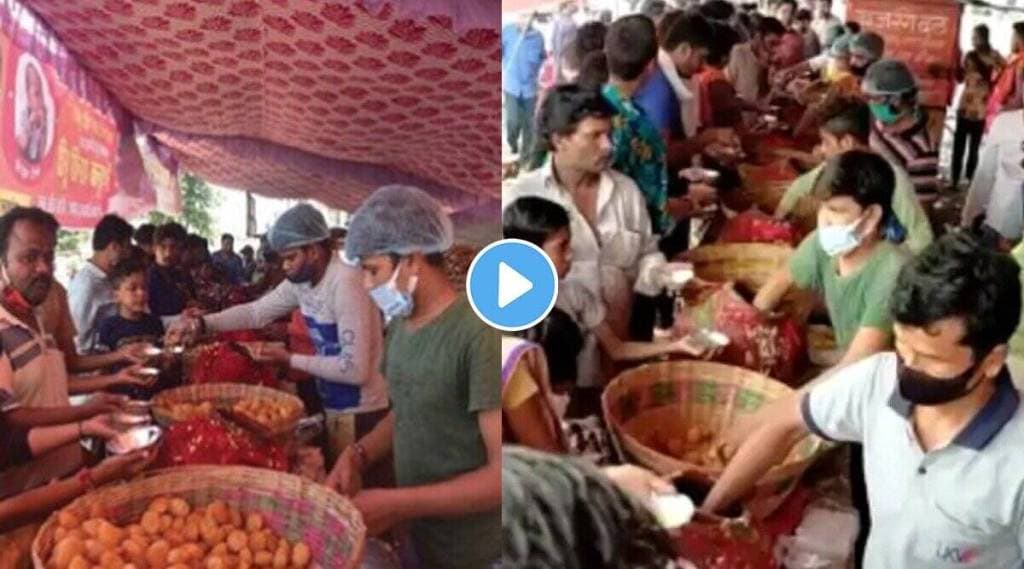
{"left": 167, "top": 204, "right": 389, "bottom": 468}
{"left": 330, "top": 185, "right": 500, "bottom": 569}
{"left": 863, "top": 58, "right": 940, "bottom": 194}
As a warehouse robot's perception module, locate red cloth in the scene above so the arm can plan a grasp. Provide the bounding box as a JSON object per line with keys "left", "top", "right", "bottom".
{"left": 675, "top": 282, "right": 806, "bottom": 382}
{"left": 719, "top": 211, "right": 802, "bottom": 246}
{"left": 986, "top": 53, "right": 1023, "bottom": 130}
{"left": 189, "top": 341, "right": 277, "bottom": 386}
{"left": 157, "top": 417, "right": 289, "bottom": 471}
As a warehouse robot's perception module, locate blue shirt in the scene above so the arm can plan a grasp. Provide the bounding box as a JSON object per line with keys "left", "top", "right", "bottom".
{"left": 635, "top": 67, "right": 683, "bottom": 140}
{"left": 502, "top": 23, "right": 546, "bottom": 98}
{"left": 212, "top": 250, "right": 245, "bottom": 285}
{"left": 146, "top": 265, "right": 192, "bottom": 317}
{"left": 98, "top": 313, "right": 166, "bottom": 351}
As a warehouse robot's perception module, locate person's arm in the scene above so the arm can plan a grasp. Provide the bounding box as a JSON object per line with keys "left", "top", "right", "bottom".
{"left": 3, "top": 394, "right": 122, "bottom": 428}
{"left": 594, "top": 323, "right": 706, "bottom": 361}
{"left": 24, "top": 414, "right": 118, "bottom": 457}
{"left": 66, "top": 366, "right": 149, "bottom": 395}
{"left": 706, "top": 354, "right": 885, "bottom": 514}
{"left": 702, "top": 393, "right": 809, "bottom": 513}
{"left": 0, "top": 450, "right": 152, "bottom": 532}
{"left": 288, "top": 284, "right": 381, "bottom": 385}
{"left": 836, "top": 327, "right": 891, "bottom": 369}
{"left": 202, "top": 279, "right": 297, "bottom": 332}
{"left": 506, "top": 395, "right": 563, "bottom": 453}
{"left": 753, "top": 267, "right": 794, "bottom": 313}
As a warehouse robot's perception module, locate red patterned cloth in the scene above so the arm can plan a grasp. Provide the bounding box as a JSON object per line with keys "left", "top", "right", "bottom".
{"left": 189, "top": 341, "right": 277, "bottom": 386}
{"left": 24, "top": 0, "right": 500, "bottom": 217}
{"left": 719, "top": 211, "right": 802, "bottom": 246}
{"left": 674, "top": 283, "right": 806, "bottom": 382}
{"left": 157, "top": 417, "right": 289, "bottom": 470}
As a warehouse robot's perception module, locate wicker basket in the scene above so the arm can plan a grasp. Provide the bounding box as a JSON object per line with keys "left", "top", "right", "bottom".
{"left": 602, "top": 361, "right": 825, "bottom": 517}
{"left": 152, "top": 382, "right": 303, "bottom": 438}
{"left": 32, "top": 466, "right": 364, "bottom": 569}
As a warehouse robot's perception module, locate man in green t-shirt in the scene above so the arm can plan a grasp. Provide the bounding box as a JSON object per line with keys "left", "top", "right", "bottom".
{"left": 775, "top": 96, "right": 933, "bottom": 254}
{"left": 329, "top": 185, "right": 501, "bottom": 569}
{"left": 757, "top": 150, "right": 911, "bottom": 369}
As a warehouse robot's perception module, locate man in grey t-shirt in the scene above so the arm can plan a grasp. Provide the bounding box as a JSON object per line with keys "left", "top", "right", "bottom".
{"left": 705, "top": 233, "right": 1024, "bottom": 568}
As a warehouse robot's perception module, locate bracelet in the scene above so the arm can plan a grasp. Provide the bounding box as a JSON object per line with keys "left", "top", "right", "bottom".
{"left": 76, "top": 468, "right": 95, "bottom": 491}
{"left": 352, "top": 442, "right": 368, "bottom": 471}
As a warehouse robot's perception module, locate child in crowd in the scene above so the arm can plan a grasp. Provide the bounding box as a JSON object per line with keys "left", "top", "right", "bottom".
{"left": 99, "top": 259, "right": 166, "bottom": 351}
{"left": 504, "top": 196, "right": 707, "bottom": 387}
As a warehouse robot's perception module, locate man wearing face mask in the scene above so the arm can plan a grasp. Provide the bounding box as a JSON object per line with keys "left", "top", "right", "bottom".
{"left": 330, "top": 185, "right": 500, "bottom": 569}
{"left": 705, "top": 232, "right": 1024, "bottom": 569}
{"left": 776, "top": 97, "right": 933, "bottom": 253}
{"left": 755, "top": 150, "right": 910, "bottom": 369}
{"left": 863, "top": 58, "right": 940, "bottom": 195}
{"left": 166, "top": 204, "right": 388, "bottom": 466}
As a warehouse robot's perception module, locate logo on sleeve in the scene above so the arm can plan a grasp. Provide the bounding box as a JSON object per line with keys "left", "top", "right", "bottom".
{"left": 937, "top": 544, "right": 978, "bottom": 564}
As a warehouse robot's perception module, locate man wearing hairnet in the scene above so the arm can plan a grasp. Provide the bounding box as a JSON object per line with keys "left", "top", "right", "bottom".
{"left": 165, "top": 204, "right": 389, "bottom": 468}
{"left": 863, "top": 58, "right": 939, "bottom": 194}
{"left": 849, "top": 31, "right": 885, "bottom": 78}
{"left": 328, "top": 185, "right": 500, "bottom": 569}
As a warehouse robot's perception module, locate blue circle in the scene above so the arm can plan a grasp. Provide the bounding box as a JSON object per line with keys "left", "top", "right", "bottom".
{"left": 467, "top": 239, "right": 558, "bottom": 332}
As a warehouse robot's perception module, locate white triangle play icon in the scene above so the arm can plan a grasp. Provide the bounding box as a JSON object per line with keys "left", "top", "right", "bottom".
{"left": 498, "top": 262, "right": 533, "bottom": 309}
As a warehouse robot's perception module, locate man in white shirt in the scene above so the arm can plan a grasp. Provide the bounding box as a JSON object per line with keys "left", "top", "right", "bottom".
{"left": 504, "top": 85, "right": 665, "bottom": 341}
{"left": 168, "top": 204, "right": 388, "bottom": 464}
{"left": 67, "top": 214, "right": 134, "bottom": 354}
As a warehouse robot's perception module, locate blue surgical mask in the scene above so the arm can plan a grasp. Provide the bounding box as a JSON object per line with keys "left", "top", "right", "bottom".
{"left": 818, "top": 217, "right": 863, "bottom": 257}
{"left": 370, "top": 261, "right": 418, "bottom": 323}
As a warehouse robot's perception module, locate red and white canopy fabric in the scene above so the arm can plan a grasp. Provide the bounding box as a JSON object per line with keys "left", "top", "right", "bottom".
{"left": 23, "top": 0, "right": 500, "bottom": 239}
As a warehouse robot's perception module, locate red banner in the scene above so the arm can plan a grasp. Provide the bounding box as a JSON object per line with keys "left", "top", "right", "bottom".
{"left": 0, "top": 39, "right": 119, "bottom": 227}
{"left": 847, "top": 0, "right": 962, "bottom": 107}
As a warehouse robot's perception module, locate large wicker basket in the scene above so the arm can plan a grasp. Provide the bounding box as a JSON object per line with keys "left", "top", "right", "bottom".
{"left": 32, "top": 466, "right": 365, "bottom": 568}
{"left": 684, "top": 243, "right": 815, "bottom": 323}
{"left": 602, "top": 361, "right": 825, "bottom": 517}
{"left": 685, "top": 243, "right": 792, "bottom": 291}
{"left": 152, "top": 382, "right": 303, "bottom": 438}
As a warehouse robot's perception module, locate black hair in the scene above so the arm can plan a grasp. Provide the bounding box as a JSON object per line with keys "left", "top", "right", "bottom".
{"left": 503, "top": 197, "right": 571, "bottom": 247}
{"left": 134, "top": 223, "right": 155, "bottom": 247}
{"left": 1015, "top": 22, "right": 1024, "bottom": 40}
{"left": 815, "top": 151, "right": 895, "bottom": 226}
{"left": 520, "top": 307, "right": 583, "bottom": 387}
{"left": 974, "top": 24, "right": 989, "bottom": 42}
{"left": 663, "top": 12, "right": 714, "bottom": 52}
{"left": 240, "top": 245, "right": 254, "bottom": 255}
{"left": 706, "top": 22, "right": 740, "bottom": 68}
{"left": 0, "top": 207, "right": 59, "bottom": 260}
{"left": 795, "top": 8, "right": 812, "bottom": 22}
{"left": 656, "top": 10, "right": 683, "bottom": 45}
{"left": 775, "top": 0, "right": 797, "bottom": 10}
{"left": 186, "top": 234, "right": 208, "bottom": 251}
{"left": 109, "top": 257, "right": 147, "bottom": 289}
{"left": 502, "top": 446, "right": 678, "bottom": 569}
{"left": 92, "top": 214, "right": 133, "bottom": 252}
{"left": 756, "top": 16, "right": 786, "bottom": 38}
{"left": 221, "top": 233, "right": 233, "bottom": 243}
{"left": 698, "top": 0, "right": 735, "bottom": 22}
{"left": 577, "top": 51, "right": 610, "bottom": 88}
{"left": 891, "top": 232, "right": 1022, "bottom": 357}
{"left": 605, "top": 15, "right": 658, "bottom": 81}
{"left": 154, "top": 222, "right": 187, "bottom": 244}
{"left": 537, "top": 85, "right": 615, "bottom": 151}
{"left": 819, "top": 96, "right": 872, "bottom": 144}
{"left": 844, "top": 21, "right": 861, "bottom": 35}
{"left": 574, "top": 21, "right": 608, "bottom": 61}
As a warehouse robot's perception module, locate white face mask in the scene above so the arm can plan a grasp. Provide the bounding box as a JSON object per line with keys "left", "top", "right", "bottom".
{"left": 818, "top": 216, "right": 863, "bottom": 257}
{"left": 369, "top": 260, "right": 418, "bottom": 323}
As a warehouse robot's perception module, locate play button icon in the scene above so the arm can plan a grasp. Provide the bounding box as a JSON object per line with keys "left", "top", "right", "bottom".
{"left": 467, "top": 239, "right": 558, "bottom": 332}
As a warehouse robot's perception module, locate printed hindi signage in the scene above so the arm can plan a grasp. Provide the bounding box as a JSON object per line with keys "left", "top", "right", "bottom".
{"left": 0, "top": 36, "right": 119, "bottom": 227}
{"left": 847, "top": 0, "right": 962, "bottom": 107}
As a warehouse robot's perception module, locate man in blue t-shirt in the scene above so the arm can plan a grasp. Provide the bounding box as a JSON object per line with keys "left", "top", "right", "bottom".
{"left": 502, "top": 13, "right": 545, "bottom": 165}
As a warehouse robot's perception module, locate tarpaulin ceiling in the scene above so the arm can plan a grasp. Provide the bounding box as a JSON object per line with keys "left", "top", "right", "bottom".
{"left": 23, "top": 0, "right": 501, "bottom": 239}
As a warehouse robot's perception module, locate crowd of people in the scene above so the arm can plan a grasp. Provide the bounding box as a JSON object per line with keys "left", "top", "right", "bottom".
{"left": 503, "top": 1, "right": 1024, "bottom": 568}
{"left": 0, "top": 186, "right": 502, "bottom": 568}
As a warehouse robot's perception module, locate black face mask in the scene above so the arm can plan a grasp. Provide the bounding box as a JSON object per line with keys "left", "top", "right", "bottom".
{"left": 896, "top": 356, "right": 983, "bottom": 406}
{"left": 286, "top": 262, "right": 316, "bottom": 284}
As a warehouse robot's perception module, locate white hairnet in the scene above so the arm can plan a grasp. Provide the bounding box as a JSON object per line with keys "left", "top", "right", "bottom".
{"left": 823, "top": 24, "right": 845, "bottom": 50}
{"left": 344, "top": 185, "right": 454, "bottom": 261}
{"left": 862, "top": 58, "right": 917, "bottom": 96}
{"left": 268, "top": 203, "right": 330, "bottom": 251}
{"left": 849, "top": 32, "right": 885, "bottom": 61}
{"left": 830, "top": 34, "right": 851, "bottom": 58}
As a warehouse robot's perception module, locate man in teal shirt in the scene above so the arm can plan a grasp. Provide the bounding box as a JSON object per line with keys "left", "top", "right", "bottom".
{"left": 330, "top": 185, "right": 500, "bottom": 569}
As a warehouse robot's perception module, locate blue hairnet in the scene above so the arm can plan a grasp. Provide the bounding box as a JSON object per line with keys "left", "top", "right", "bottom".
{"left": 344, "top": 185, "right": 454, "bottom": 261}
{"left": 849, "top": 32, "right": 885, "bottom": 61}
{"left": 268, "top": 203, "right": 330, "bottom": 252}
{"left": 862, "top": 58, "right": 917, "bottom": 96}
{"left": 830, "top": 34, "right": 851, "bottom": 58}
